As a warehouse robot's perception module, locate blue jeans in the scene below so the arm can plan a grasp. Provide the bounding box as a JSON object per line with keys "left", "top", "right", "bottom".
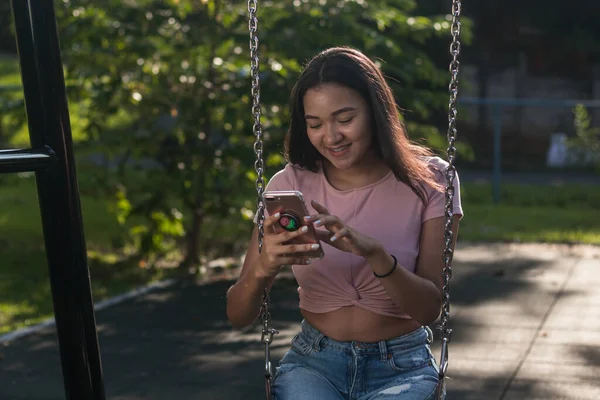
{"left": 272, "top": 320, "right": 440, "bottom": 400}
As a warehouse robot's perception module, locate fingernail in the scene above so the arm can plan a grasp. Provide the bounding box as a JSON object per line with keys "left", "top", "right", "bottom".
{"left": 304, "top": 216, "right": 312, "bottom": 220}
{"left": 314, "top": 220, "right": 322, "bottom": 226}
{"left": 274, "top": 212, "right": 280, "bottom": 218}
{"left": 301, "top": 226, "right": 308, "bottom": 232}
{"left": 311, "top": 244, "right": 319, "bottom": 249}
{"left": 305, "top": 259, "right": 312, "bottom": 264}
{"left": 330, "top": 235, "right": 337, "bottom": 242}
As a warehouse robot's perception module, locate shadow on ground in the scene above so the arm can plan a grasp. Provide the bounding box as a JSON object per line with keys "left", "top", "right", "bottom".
{"left": 0, "top": 253, "right": 586, "bottom": 400}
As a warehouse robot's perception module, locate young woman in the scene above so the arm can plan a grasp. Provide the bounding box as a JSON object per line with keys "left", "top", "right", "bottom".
{"left": 226, "top": 47, "right": 463, "bottom": 400}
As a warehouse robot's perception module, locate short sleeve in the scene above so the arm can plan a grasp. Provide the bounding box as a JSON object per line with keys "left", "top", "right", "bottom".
{"left": 422, "top": 157, "right": 464, "bottom": 223}
{"left": 253, "top": 164, "right": 296, "bottom": 224}
{"left": 264, "top": 164, "right": 296, "bottom": 193}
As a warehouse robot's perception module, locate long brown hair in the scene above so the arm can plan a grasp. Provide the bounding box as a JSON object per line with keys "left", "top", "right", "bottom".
{"left": 284, "top": 47, "right": 442, "bottom": 203}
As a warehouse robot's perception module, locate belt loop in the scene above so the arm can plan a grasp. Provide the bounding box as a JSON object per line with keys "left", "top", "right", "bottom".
{"left": 302, "top": 319, "right": 325, "bottom": 351}
{"left": 301, "top": 319, "right": 309, "bottom": 334}
{"left": 378, "top": 340, "right": 388, "bottom": 362}
{"left": 425, "top": 326, "right": 433, "bottom": 344}
{"left": 313, "top": 332, "right": 325, "bottom": 351}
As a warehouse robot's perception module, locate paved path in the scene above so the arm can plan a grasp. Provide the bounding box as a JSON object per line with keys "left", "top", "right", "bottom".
{"left": 1, "top": 242, "right": 599, "bottom": 400}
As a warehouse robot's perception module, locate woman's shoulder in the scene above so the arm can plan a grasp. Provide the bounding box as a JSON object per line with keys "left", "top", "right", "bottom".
{"left": 420, "top": 155, "right": 461, "bottom": 184}
{"left": 424, "top": 156, "right": 451, "bottom": 173}
{"left": 267, "top": 163, "right": 319, "bottom": 190}
{"left": 273, "top": 162, "right": 317, "bottom": 178}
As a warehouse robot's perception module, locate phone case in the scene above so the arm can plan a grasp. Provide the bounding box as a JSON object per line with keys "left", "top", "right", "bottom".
{"left": 264, "top": 190, "right": 325, "bottom": 259}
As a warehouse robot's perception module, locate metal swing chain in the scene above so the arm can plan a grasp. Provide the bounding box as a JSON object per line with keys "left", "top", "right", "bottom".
{"left": 248, "top": 0, "right": 278, "bottom": 398}
{"left": 436, "top": 1, "right": 462, "bottom": 399}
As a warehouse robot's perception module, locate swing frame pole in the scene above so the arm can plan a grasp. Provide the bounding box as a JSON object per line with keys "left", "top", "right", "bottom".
{"left": 9, "top": 1, "right": 106, "bottom": 399}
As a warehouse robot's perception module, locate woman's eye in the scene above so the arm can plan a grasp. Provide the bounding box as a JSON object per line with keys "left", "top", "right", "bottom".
{"left": 339, "top": 117, "right": 353, "bottom": 124}
{"left": 309, "top": 124, "right": 322, "bottom": 129}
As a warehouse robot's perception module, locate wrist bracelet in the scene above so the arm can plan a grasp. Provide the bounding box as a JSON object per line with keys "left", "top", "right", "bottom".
{"left": 373, "top": 254, "right": 397, "bottom": 278}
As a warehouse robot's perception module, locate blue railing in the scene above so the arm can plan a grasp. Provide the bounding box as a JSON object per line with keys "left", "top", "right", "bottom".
{"left": 459, "top": 97, "right": 600, "bottom": 203}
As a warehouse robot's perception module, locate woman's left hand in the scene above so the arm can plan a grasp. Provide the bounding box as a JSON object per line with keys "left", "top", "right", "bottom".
{"left": 307, "top": 200, "right": 382, "bottom": 258}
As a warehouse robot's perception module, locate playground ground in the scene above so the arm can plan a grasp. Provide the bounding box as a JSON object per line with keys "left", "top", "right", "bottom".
{"left": 1, "top": 241, "right": 599, "bottom": 400}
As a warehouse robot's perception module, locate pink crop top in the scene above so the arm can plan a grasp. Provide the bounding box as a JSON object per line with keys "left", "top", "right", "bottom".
{"left": 260, "top": 157, "right": 463, "bottom": 319}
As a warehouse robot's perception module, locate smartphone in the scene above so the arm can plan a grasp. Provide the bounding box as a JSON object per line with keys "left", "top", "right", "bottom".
{"left": 263, "top": 190, "right": 325, "bottom": 259}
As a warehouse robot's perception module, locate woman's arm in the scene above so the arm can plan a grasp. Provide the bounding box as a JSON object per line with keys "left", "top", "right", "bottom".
{"left": 226, "top": 227, "right": 276, "bottom": 329}
{"left": 226, "top": 216, "right": 316, "bottom": 328}
{"left": 366, "top": 215, "right": 461, "bottom": 326}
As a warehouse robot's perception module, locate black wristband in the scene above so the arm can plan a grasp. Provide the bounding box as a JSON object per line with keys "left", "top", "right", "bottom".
{"left": 373, "top": 254, "right": 397, "bottom": 278}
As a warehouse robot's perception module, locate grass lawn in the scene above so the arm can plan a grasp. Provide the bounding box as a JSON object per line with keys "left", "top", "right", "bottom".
{"left": 460, "top": 204, "right": 600, "bottom": 243}
{"left": 1, "top": 173, "right": 599, "bottom": 334}
{"left": 0, "top": 54, "right": 20, "bottom": 86}
{"left": 458, "top": 182, "right": 600, "bottom": 243}
{"left": 0, "top": 174, "right": 168, "bottom": 334}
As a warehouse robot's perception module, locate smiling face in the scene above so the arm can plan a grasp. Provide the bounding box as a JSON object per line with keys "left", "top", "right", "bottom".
{"left": 303, "top": 83, "right": 377, "bottom": 173}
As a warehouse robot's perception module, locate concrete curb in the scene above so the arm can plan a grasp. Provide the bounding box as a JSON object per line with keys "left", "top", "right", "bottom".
{"left": 0, "top": 278, "right": 177, "bottom": 344}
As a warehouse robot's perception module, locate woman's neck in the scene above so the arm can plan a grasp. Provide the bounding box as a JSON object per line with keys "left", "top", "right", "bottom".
{"left": 322, "top": 155, "right": 390, "bottom": 191}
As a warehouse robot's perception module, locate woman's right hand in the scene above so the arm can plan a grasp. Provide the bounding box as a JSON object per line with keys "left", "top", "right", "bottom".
{"left": 256, "top": 212, "right": 319, "bottom": 279}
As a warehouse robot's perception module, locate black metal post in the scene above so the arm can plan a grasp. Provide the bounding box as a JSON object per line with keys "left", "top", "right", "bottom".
{"left": 10, "top": 1, "right": 106, "bottom": 399}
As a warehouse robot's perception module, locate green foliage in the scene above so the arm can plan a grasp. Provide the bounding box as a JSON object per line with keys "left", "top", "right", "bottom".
{"left": 0, "top": 56, "right": 24, "bottom": 147}
{"left": 567, "top": 104, "right": 600, "bottom": 172}
{"left": 0, "top": 173, "right": 168, "bottom": 334}
{"left": 5, "top": 0, "right": 470, "bottom": 265}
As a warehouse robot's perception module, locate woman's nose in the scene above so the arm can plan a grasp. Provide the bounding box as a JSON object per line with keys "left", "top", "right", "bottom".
{"left": 324, "top": 123, "right": 343, "bottom": 144}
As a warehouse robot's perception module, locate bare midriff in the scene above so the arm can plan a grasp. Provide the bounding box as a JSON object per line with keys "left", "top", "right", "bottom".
{"left": 301, "top": 306, "right": 421, "bottom": 343}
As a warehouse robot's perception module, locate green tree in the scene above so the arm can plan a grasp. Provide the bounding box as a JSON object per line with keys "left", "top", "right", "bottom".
{"left": 568, "top": 104, "right": 600, "bottom": 172}
{"left": 50, "top": 0, "right": 469, "bottom": 269}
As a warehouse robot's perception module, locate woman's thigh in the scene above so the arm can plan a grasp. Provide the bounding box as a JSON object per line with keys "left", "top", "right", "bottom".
{"left": 365, "top": 367, "right": 439, "bottom": 400}
{"left": 272, "top": 331, "right": 347, "bottom": 400}
{"left": 363, "top": 343, "right": 440, "bottom": 400}
{"left": 272, "top": 363, "right": 345, "bottom": 400}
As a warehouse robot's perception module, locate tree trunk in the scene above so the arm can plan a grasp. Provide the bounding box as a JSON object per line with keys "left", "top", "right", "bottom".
{"left": 180, "top": 200, "right": 204, "bottom": 270}
{"left": 179, "top": 15, "right": 217, "bottom": 272}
